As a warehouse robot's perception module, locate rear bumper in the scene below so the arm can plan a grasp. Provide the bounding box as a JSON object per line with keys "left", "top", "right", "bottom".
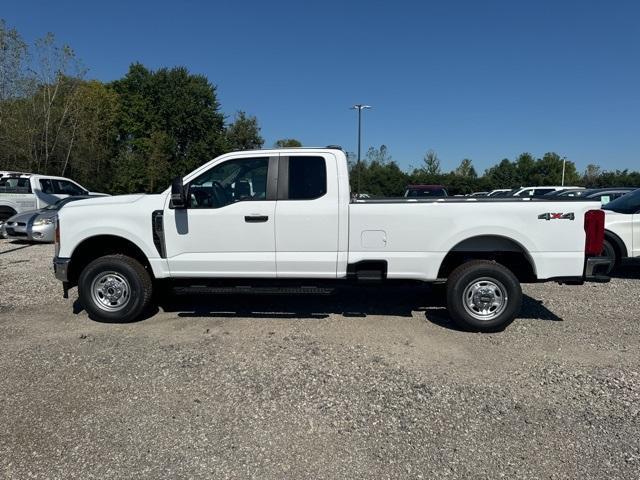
{"left": 53, "top": 257, "right": 71, "bottom": 282}
{"left": 549, "top": 256, "right": 611, "bottom": 285}
{"left": 584, "top": 256, "right": 611, "bottom": 282}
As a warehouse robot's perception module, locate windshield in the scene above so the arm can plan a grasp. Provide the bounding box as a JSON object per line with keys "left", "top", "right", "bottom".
{"left": 602, "top": 189, "right": 640, "bottom": 214}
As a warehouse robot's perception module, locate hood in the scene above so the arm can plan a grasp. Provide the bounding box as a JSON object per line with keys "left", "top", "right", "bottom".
{"left": 6, "top": 209, "right": 40, "bottom": 223}
{"left": 35, "top": 209, "right": 58, "bottom": 220}
{"left": 63, "top": 194, "right": 147, "bottom": 209}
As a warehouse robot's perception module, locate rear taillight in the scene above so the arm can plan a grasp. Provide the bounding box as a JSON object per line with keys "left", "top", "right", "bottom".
{"left": 54, "top": 219, "right": 60, "bottom": 256}
{"left": 584, "top": 209, "right": 605, "bottom": 256}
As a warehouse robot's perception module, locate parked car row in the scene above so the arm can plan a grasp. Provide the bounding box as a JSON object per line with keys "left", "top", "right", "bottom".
{"left": 467, "top": 186, "right": 637, "bottom": 205}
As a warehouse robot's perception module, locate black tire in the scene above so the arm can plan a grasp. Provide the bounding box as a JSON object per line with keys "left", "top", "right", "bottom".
{"left": 446, "top": 260, "right": 522, "bottom": 332}
{"left": 601, "top": 239, "right": 618, "bottom": 275}
{"left": 78, "top": 254, "right": 153, "bottom": 322}
{"left": 0, "top": 207, "right": 17, "bottom": 223}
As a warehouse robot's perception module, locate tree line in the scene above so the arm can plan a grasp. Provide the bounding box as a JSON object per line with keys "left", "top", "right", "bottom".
{"left": 1, "top": 20, "right": 638, "bottom": 196}
{"left": 348, "top": 147, "right": 640, "bottom": 196}
{"left": 0, "top": 20, "right": 265, "bottom": 193}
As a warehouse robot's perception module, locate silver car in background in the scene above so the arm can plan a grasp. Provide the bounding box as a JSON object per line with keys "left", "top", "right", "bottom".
{"left": 3, "top": 196, "right": 96, "bottom": 242}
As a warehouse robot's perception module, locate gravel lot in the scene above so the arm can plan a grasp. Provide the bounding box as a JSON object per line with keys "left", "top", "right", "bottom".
{"left": 1, "top": 239, "right": 639, "bottom": 479}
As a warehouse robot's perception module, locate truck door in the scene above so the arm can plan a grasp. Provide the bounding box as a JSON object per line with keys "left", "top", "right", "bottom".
{"left": 163, "top": 156, "right": 277, "bottom": 277}
{"left": 274, "top": 154, "right": 339, "bottom": 278}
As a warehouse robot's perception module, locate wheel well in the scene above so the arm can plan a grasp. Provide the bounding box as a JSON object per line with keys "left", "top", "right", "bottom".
{"left": 437, "top": 235, "right": 536, "bottom": 282}
{"left": 0, "top": 206, "right": 17, "bottom": 222}
{"left": 68, "top": 235, "right": 153, "bottom": 285}
{"left": 604, "top": 230, "right": 627, "bottom": 259}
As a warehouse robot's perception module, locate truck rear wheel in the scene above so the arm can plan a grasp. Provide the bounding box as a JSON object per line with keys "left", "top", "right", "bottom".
{"left": 600, "top": 239, "right": 618, "bottom": 275}
{"left": 446, "top": 260, "right": 522, "bottom": 332}
{"left": 78, "top": 254, "right": 153, "bottom": 322}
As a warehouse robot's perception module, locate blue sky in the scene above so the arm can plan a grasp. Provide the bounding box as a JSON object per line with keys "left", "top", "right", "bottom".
{"left": 5, "top": 0, "right": 639, "bottom": 173}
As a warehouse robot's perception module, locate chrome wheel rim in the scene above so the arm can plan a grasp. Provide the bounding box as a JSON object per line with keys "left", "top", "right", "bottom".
{"left": 462, "top": 277, "right": 508, "bottom": 321}
{"left": 90, "top": 271, "right": 131, "bottom": 312}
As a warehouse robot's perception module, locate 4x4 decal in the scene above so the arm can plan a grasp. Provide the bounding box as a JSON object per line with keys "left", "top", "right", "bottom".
{"left": 538, "top": 212, "right": 575, "bottom": 221}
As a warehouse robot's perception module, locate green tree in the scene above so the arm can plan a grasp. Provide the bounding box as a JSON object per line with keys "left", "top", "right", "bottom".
{"left": 530, "top": 153, "right": 579, "bottom": 185}
{"left": 484, "top": 158, "right": 518, "bottom": 188}
{"left": 514, "top": 153, "right": 535, "bottom": 184}
{"left": 146, "top": 131, "right": 173, "bottom": 193}
{"left": 349, "top": 160, "right": 408, "bottom": 196}
{"left": 366, "top": 144, "right": 392, "bottom": 164}
{"left": 274, "top": 138, "right": 302, "bottom": 148}
{"left": 454, "top": 158, "right": 477, "bottom": 178}
{"left": 0, "top": 19, "right": 28, "bottom": 126}
{"left": 422, "top": 149, "right": 441, "bottom": 175}
{"left": 583, "top": 163, "right": 601, "bottom": 187}
{"left": 224, "top": 111, "right": 264, "bottom": 151}
{"left": 111, "top": 63, "right": 226, "bottom": 184}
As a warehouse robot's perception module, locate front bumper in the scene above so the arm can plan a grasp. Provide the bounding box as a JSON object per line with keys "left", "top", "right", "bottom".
{"left": 4, "top": 221, "right": 55, "bottom": 242}
{"left": 4, "top": 221, "right": 29, "bottom": 239}
{"left": 53, "top": 257, "right": 71, "bottom": 282}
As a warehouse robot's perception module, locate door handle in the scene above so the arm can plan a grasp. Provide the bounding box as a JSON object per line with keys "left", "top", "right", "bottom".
{"left": 244, "top": 215, "right": 269, "bottom": 223}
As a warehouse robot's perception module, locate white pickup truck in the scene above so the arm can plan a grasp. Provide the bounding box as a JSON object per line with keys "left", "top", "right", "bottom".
{"left": 601, "top": 189, "right": 640, "bottom": 272}
{"left": 53, "top": 148, "right": 610, "bottom": 331}
{"left": 0, "top": 172, "right": 101, "bottom": 223}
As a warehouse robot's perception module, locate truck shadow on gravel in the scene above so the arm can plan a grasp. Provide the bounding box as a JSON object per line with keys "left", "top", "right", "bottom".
{"left": 612, "top": 263, "right": 640, "bottom": 280}
{"left": 132, "top": 285, "right": 562, "bottom": 331}
{"left": 0, "top": 242, "right": 32, "bottom": 255}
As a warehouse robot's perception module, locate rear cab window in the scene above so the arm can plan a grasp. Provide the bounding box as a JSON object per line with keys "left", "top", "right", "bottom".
{"left": 287, "top": 156, "right": 327, "bottom": 200}
{"left": 0, "top": 177, "right": 32, "bottom": 193}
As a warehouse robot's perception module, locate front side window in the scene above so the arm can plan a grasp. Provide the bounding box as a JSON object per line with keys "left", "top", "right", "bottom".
{"left": 40, "top": 179, "right": 53, "bottom": 193}
{"left": 188, "top": 157, "right": 269, "bottom": 208}
{"left": 53, "top": 180, "right": 85, "bottom": 196}
{"left": 288, "top": 156, "right": 327, "bottom": 200}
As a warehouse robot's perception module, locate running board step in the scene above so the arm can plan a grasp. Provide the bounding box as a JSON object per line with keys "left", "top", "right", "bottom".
{"left": 173, "top": 285, "right": 335, "bottom": 296}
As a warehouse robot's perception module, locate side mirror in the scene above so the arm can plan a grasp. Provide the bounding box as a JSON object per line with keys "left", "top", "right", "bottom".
{"left": 171, "top": 176, "right": 187, "bottom": 209}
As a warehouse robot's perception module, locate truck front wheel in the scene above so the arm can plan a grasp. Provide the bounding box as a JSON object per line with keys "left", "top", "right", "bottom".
{"left": 78, "top": 254, "right": 153, "bottom": 322}
{"left": 446, "top": 260, "right": 522, "bottom": 332}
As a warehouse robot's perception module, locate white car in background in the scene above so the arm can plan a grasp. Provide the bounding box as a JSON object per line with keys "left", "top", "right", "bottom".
{"left": 486, "top": 189, "right": 513, "bottom": 197}
{"left": 0, "top": 172, "right": 105, "bottom": 225}
{"left": 511, "top": 186, "right": 583, "bottom": 197}
{"left": 602, "top": 189, "right": 640, "bottom": 273}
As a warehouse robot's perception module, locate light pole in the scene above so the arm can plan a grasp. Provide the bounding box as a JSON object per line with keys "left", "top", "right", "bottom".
{"left": 561, "top": 156, "right": 566, "bottom": 186}
{"left": 351, "top": 104, "right": 371, "bottom": 194}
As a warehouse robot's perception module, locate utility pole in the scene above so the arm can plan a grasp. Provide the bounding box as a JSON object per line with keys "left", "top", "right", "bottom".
{"left": 351, "top": 104, "right": 371, "bottom": 194}
{"left": 561, "top": 156, "right": 566, "bottom": 186}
